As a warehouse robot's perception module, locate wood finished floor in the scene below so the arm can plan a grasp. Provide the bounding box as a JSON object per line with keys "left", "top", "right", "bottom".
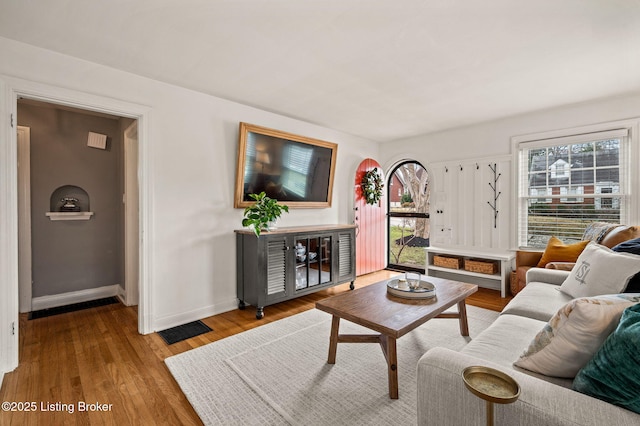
{"left": 0, "top": 270, "right": 512, "bottom": 425}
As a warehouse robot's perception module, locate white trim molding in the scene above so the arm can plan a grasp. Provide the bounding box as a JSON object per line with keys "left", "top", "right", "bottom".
{"left": 0, "top": 77, "right": 19, "bottom": 376}
{"left": 31, "top": 284, "right": 121, "bottom": 311}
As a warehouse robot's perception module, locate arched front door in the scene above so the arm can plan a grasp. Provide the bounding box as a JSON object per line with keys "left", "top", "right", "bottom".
{"left": 387, "top": 161, "right": 430, "bottom": 272}
{"left": 354, "top": 158, "right": 386, "bottom": 276}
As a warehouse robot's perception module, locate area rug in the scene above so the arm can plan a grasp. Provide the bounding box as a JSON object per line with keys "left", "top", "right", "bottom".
{"left": 165, "top": 306, "right": 499, "bottom": 426}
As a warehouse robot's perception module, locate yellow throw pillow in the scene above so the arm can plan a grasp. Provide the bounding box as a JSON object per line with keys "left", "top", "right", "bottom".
{"left": 537, "top": 236, "right": 589, "bottom": 268}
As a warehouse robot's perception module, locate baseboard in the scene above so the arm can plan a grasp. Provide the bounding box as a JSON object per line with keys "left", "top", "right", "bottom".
{"left": 116, "top": 285, "right": 127, "bottom": 305}
{"left": 31, "top": 284, "right": 120, "bottom": 311}
{"left": 153, "top": 298, "right": 238, "bottom": 332}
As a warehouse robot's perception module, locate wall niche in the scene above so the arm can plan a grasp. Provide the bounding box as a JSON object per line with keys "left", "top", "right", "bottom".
{"left": 46, "top": 185, "right": 94, "bottom": 220}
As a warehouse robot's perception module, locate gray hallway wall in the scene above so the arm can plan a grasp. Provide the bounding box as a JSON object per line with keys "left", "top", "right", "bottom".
{"left": 18, "top": 102, "right": 124, "bottom": 298}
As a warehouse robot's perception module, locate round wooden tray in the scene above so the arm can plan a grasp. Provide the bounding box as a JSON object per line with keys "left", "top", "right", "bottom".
{"left": 462, "top": 366, "right": 520, "bottom": 404}
{"left": 386, "top": 278, "right": 436, "bottom": 299}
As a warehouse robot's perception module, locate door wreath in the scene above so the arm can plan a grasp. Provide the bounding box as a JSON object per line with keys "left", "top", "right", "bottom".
{"left": 361, "top": 168, "right": 384, "bottom": 205}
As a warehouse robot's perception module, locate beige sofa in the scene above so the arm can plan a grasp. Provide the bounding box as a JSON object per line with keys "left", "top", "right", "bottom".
{"left": 416, "top": 268, "right": 640, "bottom": 426}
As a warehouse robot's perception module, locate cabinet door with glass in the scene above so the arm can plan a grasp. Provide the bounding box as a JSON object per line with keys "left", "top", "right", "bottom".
{"left": 294, "top": 234, "right": 332, "bottom": 291}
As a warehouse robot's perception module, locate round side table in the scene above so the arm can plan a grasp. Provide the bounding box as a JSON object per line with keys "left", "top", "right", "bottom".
{"left": 462, "top": 366, "right": 520, "bottom": 426}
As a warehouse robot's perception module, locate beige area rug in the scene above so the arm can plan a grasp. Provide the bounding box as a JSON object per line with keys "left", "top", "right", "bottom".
{"left": 165, "top": 306, "right": 499, "bottom": 426}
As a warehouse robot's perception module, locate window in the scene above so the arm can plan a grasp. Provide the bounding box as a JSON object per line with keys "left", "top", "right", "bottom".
{"left": 387, "top": 161, "right": 430, "bottom": 272}
{"left": 517, "top": 127, "right": 630, "bottom": 248}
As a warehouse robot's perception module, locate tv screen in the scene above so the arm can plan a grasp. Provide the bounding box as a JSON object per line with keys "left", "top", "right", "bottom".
{"left": 234, "top": 123, "right": 337, "bottom": 208}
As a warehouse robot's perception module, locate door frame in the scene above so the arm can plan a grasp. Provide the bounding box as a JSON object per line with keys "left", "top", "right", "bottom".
{"left": 123, "top": 120, "right": 139, "bottom": 306}
{"left": 17, "top": 126, "right": 31, "bottom": 312}
{"left": 0, "top": 75, "right": 153, "bottom": 375}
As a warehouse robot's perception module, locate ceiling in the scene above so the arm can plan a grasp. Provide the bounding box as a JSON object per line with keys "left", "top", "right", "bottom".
{"left": 2, "top": 0, "right": 640, "bottom": 142}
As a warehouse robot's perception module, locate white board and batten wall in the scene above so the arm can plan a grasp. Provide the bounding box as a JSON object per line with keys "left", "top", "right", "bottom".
{"left": 429, "top": 155, "right": 512, "bottom": 250}
{"left": 426, "top": 155, "right": 514, "bottom": 297}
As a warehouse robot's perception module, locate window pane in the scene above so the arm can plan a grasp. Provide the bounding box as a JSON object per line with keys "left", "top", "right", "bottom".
{"left": 526, "top": 198, "right": 621, "bottom": 246}
{"left": 595, "top": 139, "right": 620, "bottom": 166}
{"left": 595, "top": 169, "right": 619, "bottom": 187}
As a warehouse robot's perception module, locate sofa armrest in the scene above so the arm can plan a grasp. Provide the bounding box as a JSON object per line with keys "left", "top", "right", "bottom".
{"left": 526, "top": 268, "right": 570, "bottom": 285}
{"left": 417, "top": 347, "right": 639, "bottom": 426}
{"left": 545, "top": 262, "right": 576, "bottom": 271}
{"left": 516, "top": 249, "right": 543, "bottom": 268}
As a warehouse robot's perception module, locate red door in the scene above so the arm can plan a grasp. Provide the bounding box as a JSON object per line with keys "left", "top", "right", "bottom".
{"left": 354, "top": 158, "right": 386, "bottom": 276}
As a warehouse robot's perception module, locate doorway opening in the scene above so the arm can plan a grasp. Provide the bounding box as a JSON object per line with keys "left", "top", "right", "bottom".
{"left": 17, "top": 98, "right": 139, "bottom": 314}
{"left": 387, "top": 160, "right": 430, "bottom": 272}
{"left": 1, "top": 80, "right": 151, "bottom": 375}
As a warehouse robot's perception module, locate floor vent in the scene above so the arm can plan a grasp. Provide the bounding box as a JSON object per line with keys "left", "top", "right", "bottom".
{"left": 158, "top": 320, "right": 213, "bottom": 345}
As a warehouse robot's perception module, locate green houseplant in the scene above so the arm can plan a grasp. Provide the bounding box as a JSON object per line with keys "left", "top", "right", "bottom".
{"left": 242, "top": 192, "right": 289, "bottom": 237}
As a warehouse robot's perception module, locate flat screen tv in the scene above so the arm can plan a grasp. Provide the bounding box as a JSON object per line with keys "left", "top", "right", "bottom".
{"left": 234, "top": 122, "right": 338, "bottom": 208}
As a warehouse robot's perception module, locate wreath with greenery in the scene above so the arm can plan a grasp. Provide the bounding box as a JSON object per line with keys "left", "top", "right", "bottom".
{"left": 361, "top": 168, "right": 384, "bottom": 205}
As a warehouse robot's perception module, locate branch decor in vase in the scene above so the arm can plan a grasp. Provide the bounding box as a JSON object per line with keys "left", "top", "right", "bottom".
{"left": 242, "top": 192, "right": 289, "bottom": 237}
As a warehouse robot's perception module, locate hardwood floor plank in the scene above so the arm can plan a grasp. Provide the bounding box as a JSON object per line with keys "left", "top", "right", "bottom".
{"left": 0, "top": 270, "right": 510, "bottom": 425}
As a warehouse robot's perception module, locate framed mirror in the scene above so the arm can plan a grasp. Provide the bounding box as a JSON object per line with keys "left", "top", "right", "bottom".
{"left": 234, "top": 122, "right": 338, "bottom": 208}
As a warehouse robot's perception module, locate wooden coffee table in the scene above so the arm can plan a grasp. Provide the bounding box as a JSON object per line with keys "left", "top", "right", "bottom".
{"left": 315, "top": 276, "right": 477, "bottom": 399}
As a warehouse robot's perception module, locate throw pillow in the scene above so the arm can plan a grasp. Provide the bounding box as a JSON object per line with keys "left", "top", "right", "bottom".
{"left": 573, "top": 304, "right": 640, "bottom": 414}
{"left": 559, "top": 242, "right": 640, "bottom": 298}
{"left": 581, "top": 221, "right": 618, "bottom": 244}
{"left": 513, "top": 294, "right": 639, "bottom": 378}
{"left": 537, "top": 236, "right": 589, "bottom": 268}
{"left": 612, "top": 237, "right": 640, "bottom": 293}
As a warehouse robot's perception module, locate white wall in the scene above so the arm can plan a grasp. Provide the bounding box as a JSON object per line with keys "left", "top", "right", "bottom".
{"left": 0, "top": 36, "right": 377, "bottom": 339}
{"left": 380, "top": 91, "right": 640, "bottom": 250}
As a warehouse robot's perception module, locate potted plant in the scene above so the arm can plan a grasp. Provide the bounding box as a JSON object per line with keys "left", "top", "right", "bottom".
{"left": 242, "top": 192, "right": 289, "bottom": 237}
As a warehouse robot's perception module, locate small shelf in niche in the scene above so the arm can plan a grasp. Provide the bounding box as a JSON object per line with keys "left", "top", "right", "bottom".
{"left": 46, "top": 212, "right": 94, "bottom": 221}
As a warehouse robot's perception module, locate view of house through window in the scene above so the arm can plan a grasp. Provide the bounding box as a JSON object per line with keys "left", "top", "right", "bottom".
{"left": 387, "top": 161, "right": 430, "bottom": 272}
{"left": 518, "top": 128, "right": 629, "bottom": 248}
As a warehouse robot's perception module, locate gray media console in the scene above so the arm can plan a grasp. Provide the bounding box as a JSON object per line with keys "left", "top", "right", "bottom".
{"left": 235, "top": 224, "right": 356, "bottom": 319}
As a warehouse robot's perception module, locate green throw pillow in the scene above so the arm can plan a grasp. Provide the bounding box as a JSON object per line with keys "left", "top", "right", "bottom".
{"left": 573, "top": 304, "right": 640, "bottom": 414}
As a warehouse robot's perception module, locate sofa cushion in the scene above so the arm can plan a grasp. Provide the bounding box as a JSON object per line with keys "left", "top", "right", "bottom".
{"left": 502, "top": 282, "right": 573, "bottom": 322}
{"left": 600, "top": 225, "right": 640, "bottom": 248}
{"left": 559, "top": 243, "right": 640, "bottom": 298}
{"left": 573, "top": 304, "right": 640, "bottom": 414}
{"left": 537, "top": 236, "right": 589, "bottom": 268}
{"left": 612, "top": 237, "right": 640, "bottom": 293}
{"left": 461, "top": 314, "right": 573, "bottom": 388}
{"left": 514, "top": 294, "right": 639, "bottom": 378}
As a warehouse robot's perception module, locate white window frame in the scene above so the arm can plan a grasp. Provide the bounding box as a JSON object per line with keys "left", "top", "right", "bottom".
{"left": 512, "top": 119, "right": 640, "bottom": 249}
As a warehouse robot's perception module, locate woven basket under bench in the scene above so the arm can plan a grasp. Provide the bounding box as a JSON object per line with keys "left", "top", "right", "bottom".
{"left": 464, "top": 258, "right": 498, "bottom": 275}
{"left": 433, "top": 255, "right": 463, "bottom": 269}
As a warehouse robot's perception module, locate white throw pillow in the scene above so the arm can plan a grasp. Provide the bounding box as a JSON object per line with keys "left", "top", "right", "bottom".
{"left": 559, "top": 242, "right": 640, "bottom": 298}
{"left": 514, "top": 294, "right": 640, "bottom": 378}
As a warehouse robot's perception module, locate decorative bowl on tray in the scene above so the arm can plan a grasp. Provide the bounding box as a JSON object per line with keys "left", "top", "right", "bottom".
{"left": 386, "top": 278, "right": 436, "bottom": 299}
